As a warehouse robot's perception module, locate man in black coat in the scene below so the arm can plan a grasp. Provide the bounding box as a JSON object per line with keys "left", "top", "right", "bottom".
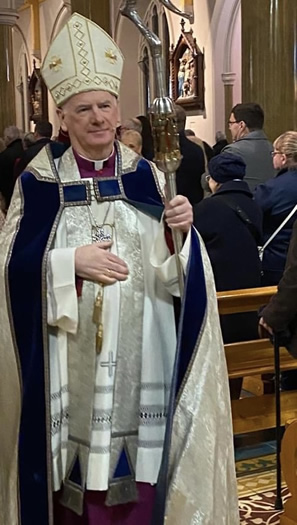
{"left": 175, "top": 105, "right": 205, "bottom": 205}
{"left": 0, "top": 126, "right": 24, "bottom": 210}
{"left": 14, "top": 120, "right": 53, "bottom": 179}
{"left": 259, "top": 218, "right": 297, "bottom": 389}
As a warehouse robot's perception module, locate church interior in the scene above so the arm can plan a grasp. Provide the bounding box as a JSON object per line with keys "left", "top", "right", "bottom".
{"left": 0, "top": 1, "right": 297, "bottom": 524}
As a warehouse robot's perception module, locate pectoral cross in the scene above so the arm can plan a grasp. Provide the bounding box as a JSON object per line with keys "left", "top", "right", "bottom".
{"left": 92, "top": 224, "right": 113, "bottom": 243}
{"left": 100, "top": 352, "right": 117, "bottom": 378}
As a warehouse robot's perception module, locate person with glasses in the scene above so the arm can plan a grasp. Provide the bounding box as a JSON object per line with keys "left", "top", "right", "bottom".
{"left": 254, "top": 131, "right": 297, "bottom": 287}
{"left": 223, "top": 103, "right": 275, "bottom": 190}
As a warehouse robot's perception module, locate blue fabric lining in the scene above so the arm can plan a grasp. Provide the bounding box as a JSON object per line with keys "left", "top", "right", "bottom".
{"left": 122, "top": 158, "right": 164, "bottom": 216}
{"left": 8, "top": 172, "right": 60, "bottom": 525}
{"left": 113, "top": 448, "right": 132, "bottom": 479}
{"left": 92, "top": 158, "right": 164, "bottom": 219}
{"left": 176, "top": 227, "right": 207, "bottom": 393}
{"left": 63, "top": 184, "right": 88, "bottom": 203}
{"left": 98, "top": 178, "right": 121, "bottom": 197}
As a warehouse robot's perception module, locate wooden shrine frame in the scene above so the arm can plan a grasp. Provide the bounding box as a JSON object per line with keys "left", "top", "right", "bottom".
{"left": 170, "top": 19, "right": 205, "bottom": 110}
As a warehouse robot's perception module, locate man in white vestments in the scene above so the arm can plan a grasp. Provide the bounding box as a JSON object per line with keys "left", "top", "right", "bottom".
{"left": 0, "top": 13, "right": 239, "bottom": 525}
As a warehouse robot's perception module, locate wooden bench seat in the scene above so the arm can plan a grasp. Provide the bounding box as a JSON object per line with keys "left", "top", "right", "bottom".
{"left": 232, "top": 391, "right": 297, "bottom": 434}
{"left": 225, "top": 339, "right": 297, "bottom": 379}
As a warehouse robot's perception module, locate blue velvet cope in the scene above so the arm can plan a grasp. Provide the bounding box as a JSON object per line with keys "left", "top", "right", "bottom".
{"left": 92, "top": 157, "right": 164, "bottom": 220}
{"left": 8, "top": 173, "right": 60, "bottom": 525}
{"left": 8, "top": 149, "right": 200, "bottom": 525}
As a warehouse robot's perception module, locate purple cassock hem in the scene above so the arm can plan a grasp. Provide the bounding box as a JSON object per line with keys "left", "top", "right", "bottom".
{"left": 53, "top": 483, "right": 156, "bottom": 525}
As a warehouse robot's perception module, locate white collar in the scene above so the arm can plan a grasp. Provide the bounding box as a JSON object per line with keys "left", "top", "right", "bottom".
{"left": 78, "top": 147, "right": 114, "bottom": 170}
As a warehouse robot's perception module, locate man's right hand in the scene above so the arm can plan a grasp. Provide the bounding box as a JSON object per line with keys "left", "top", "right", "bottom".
{"left": 75, "top": 241, "right": 129, "bottom": 285}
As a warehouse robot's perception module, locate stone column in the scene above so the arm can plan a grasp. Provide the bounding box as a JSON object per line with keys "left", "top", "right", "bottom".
{"left": 71, "top": 0, "right": 110, "bottom": 34}
{"left": 242, "top": 0, "right": 297, "bottom": 141}
{"left": 0, "top": 7, "right": 18, "bottom": 136}
{"left": 222, "top": 72, "right": 236, "bottom": 140}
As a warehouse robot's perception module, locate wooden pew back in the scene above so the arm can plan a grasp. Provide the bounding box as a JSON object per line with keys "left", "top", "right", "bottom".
{"left": 217, "top": 286, "right": 297, "bottom": 435}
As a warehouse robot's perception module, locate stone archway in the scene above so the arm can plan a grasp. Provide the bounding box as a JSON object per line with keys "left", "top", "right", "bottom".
{"left": 211, "top": 0, "right": 241, "bottom": 136}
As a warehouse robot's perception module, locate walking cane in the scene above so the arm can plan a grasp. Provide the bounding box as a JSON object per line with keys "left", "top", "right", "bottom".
{"left": 273, "top": 332, "right": 283, "bottom": 510}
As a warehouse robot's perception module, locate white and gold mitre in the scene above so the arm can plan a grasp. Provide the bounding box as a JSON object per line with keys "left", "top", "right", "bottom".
{"left": 41, "top": 12, "right": 124, "bottom": 106}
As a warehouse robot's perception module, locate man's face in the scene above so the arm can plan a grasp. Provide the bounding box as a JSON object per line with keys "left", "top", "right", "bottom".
{"left": 228, "top": 112, "right": 246, "bottom": 142}
{"left": 57, "top": 90, "right": 119, "bottom": 156}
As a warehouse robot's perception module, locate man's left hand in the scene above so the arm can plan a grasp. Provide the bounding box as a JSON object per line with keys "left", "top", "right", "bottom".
{"left": 164, "top": 195, "right": 193, "bottom": 233}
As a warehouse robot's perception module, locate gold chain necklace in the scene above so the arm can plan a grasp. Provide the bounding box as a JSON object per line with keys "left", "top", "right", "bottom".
{"left": 88, "top": 201, "right": 115, "bottom": 354}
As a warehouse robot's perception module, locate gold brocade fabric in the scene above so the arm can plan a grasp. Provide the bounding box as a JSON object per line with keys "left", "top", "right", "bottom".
{"left": 0, "top": 183, "right": 24, "bottom": 525}
{"left": 166, "top": 236, "right": 239, "bottom": 524}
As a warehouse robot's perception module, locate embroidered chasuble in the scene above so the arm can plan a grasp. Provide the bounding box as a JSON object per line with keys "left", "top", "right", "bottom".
{"left": 0, "top": 141, "right": 239, "bottom": 525}
{"left": 49, "top": 146, "right": 176, "bottom": 497}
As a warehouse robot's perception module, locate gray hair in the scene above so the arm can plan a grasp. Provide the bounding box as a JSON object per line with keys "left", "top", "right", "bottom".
{"left": 23, "top": 132, "right": 36, "bottom": 149}
{"left": 4, "top": 126, "right": 21, "bottom": 145}
{"left": 121, "top": 118, "right": 142, "bottom": 134}
{"left": 215, "top": 131, "right": 226, "bottom": 142}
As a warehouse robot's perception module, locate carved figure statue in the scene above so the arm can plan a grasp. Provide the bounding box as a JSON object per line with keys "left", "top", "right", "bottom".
{"left": 178, "top": 57, "right": 186, "bottom": 96}
{"left": 177, "top": 49, "right": 194, "bottom": 98}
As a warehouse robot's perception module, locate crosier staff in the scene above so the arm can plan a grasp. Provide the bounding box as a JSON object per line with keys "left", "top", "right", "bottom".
{"left": 120, "top": 0, "right": 193, "bottom": 295}
{"left": 121, "top": 3, "right": 194, "bottom": 523}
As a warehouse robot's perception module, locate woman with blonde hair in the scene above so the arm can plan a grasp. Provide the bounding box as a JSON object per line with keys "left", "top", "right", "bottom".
{"left": 255, "top": 130, "right": 297, "bottom": 285}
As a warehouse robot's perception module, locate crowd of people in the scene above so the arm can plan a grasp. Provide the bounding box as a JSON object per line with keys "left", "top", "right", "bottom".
{"left": 0, "top": 12, "right": 296, "bottom": 525}
{"left": 113, "top": 102, "right": 297, "bottom": 393}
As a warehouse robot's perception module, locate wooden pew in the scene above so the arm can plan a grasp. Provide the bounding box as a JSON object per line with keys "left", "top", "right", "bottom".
{"left": 217, "top": 286, "right": 297, "bottom": 435}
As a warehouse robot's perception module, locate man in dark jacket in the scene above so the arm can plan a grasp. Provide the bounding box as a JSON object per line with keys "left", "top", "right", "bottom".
{"left": 175, "top": 105, "right": 205, "bottom": 205}
{"left": 14, "top": 120, "right": 53, "bottom": 178}
{"left": 194, "top": 153, "right": 263, "bottom": 397}
{"left": 223, "top": 103, "right": 275, "bottom": 190}
{"left": 0, "top": 126, "right": 24, "bottom": 209}
{"left": 260, "top": 218, "right": 297, "bottom": 360}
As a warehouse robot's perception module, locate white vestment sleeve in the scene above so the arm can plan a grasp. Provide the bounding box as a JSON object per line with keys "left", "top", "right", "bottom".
{"left": 47, "top": 247, "right": 78, "bottom": 334}
{"left": 150, "top": 226, "right": 191, "bottom": 297}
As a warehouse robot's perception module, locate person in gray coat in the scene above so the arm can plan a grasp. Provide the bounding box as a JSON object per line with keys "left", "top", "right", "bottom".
{"left": 223, "top": 103, "right": 276, "bottom": 190}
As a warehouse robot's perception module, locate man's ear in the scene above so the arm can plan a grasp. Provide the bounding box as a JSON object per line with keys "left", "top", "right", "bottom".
{"left": 56, "top": 107, "right": 68, "bottom": 132}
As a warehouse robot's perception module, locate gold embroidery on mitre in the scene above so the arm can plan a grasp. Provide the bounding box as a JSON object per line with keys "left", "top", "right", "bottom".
{"left": 49, "top": 56, "right": 62, "bottom": 71}
{"left": 53, "top": 77, "right": 119, "bottom": 103}
{"left": 105, "top": 49, "right": 117, "bottom": 64}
